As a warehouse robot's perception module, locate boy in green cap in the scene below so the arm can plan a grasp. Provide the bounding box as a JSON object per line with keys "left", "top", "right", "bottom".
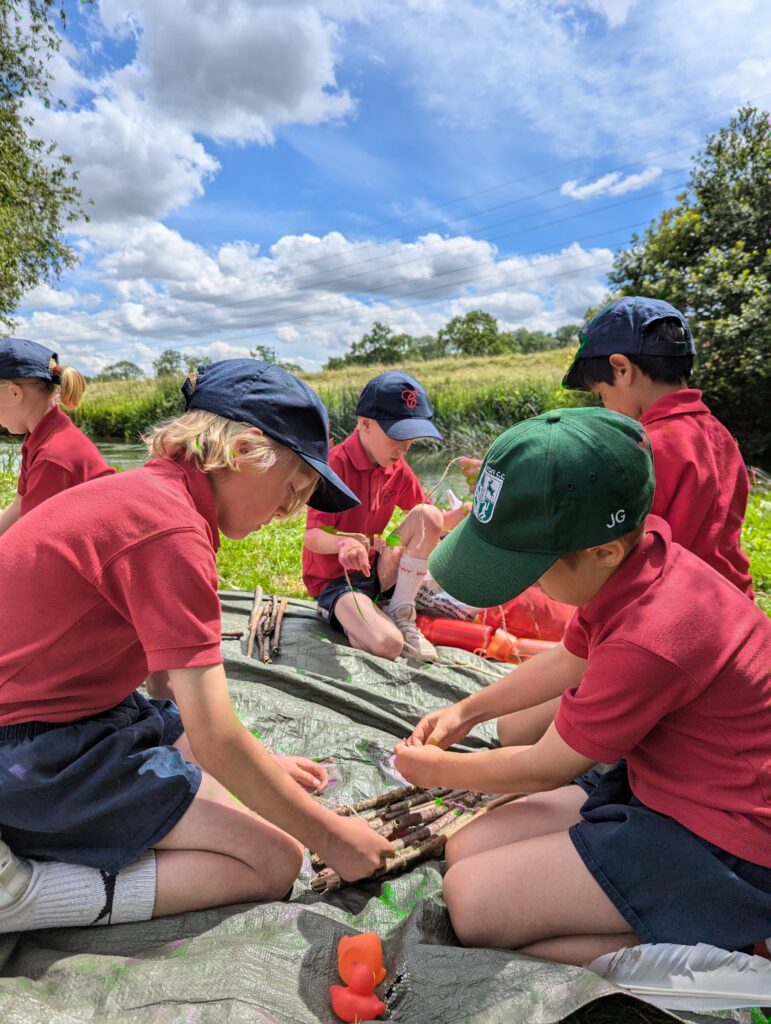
{"left": 395, "top": 408, "right": 771, "bottom": 965}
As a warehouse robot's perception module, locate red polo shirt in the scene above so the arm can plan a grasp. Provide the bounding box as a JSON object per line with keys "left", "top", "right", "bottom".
{"left": 17, "top": 405, "right": 115, "bottom": 515}
{"left": 641, "top": 389, "right": 752, "bottom": 597}
{"left": 555, "top": 517, "right": 771, "bottom": 868}
{"left": 0, "top": 457, "right": 223, "bottom": 725}
{"left": 303, "top": 429, "right": 426, "bottom": 597}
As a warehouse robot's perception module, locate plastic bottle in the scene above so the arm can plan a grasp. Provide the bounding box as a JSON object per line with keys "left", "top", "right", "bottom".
{"left": 415, "top": 615, "right": 494, "bottom": 654}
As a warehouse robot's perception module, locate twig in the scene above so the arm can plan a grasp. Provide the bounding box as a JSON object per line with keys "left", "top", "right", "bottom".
{"left": 271, "top": 598, "right": 289, "bottom": 655}
{"left": 334, "top": 784, "right": 422, "bottom": 817}
{"left": 246, "top": 586, "right": 264, "bottom": 659}
{"left": 221, "top": 629, "right": 244, "bottom": 639}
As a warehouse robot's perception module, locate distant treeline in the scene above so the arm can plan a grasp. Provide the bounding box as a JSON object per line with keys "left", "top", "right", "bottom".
{"left": 323, "top": 311, "right": 578, "bottom": 369}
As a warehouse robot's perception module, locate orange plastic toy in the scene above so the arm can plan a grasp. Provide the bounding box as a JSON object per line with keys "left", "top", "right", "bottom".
{"left": 338, "top": 933, "right": 386, "bottom": 986}
{"left": 329, "top": 962, "right": 386, "bottom": 1023}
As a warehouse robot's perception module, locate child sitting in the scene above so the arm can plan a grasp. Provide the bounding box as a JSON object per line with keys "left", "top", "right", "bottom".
{"left": 0, "top": 359, "right": 393, "bottom": 932}
{"left": 0, "top": 338, "right": 114, "bottom": 537}
{"left": 303, "top": 371, "right": 467, "bottom": 662}
{"left": 396, "top": 408, "right": 770, "bottom": 966}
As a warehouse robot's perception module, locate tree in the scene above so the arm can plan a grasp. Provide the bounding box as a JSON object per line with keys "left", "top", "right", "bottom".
{"left": 153, "top": 348, "right": 185, "bottom": 377}
{"left": 437, "top": 310, "right": 501, "bottom": 356}
{"left": 608, "top": 105, "right": 771, "bottom": 463}
{"left": 1, "top": 1, "right": 91, "bottom": 330}
{"left": 94, "top": 360, "right": 144, "bottom": 381}
{"left": 184, "top": 353, "right": 213, "bottom": 374}
{"left": 555, "top": 324, "right": 581, "bottom": 347}
{"left": 325, "top": 321, "right": 416, "bottom": 368}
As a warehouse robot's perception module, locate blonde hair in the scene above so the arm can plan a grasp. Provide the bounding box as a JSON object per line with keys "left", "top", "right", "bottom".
{"left": 0, "top": 357, "right": 87, "bottom": 410}
{"left": 145, "top": 409, "right": 318, "bottom": 517}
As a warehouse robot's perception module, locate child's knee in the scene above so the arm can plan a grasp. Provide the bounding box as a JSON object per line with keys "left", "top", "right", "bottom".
{"left": 443, "top": 863, "right": 483, "bottom": 946}
{"left": 264, "top": 834, "right": 303, "bottom": 898}
{"left": 415, "top": 502, "right": 443, "bottom": 535}
{"left": 366, "top": 631, "right": 404, "bottom": 660}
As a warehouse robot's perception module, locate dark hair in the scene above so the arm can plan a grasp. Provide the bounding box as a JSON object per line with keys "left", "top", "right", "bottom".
{"left": 571, "top": 317, "right": 694, "bottom": 389}
{"left": 559, "top": 521, "right": 646, "bottom": 568}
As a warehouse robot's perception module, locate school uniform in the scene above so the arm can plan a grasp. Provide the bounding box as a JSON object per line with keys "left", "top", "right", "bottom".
{"left": 17, "top": 405, "right": 115, "bottom": 515}
{"left": 555, "top": 517, "right": 771, "bottom": 949}
{"left": 303, "top": 429, "right": 427, "bottom": 624}
{"left": 0, "top": 458, "right": 223, "bottom": 871}
{"left": 641, "top": 389, "right": 753, "bottom": 597}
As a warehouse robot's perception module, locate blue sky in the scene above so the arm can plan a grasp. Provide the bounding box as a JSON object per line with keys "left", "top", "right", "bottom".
{"left": 12, "top": 0, "right": 771, "bottom": 372}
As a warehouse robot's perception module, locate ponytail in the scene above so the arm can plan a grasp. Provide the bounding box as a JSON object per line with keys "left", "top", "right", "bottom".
{"left": 50, "top": 359, "right": 86, "bottom": 410}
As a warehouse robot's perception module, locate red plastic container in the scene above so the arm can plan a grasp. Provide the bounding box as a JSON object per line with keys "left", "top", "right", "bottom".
{"left": 416, "top": 615, "right": 558, "bottom": 662}
{"left": 415, "top": 615, "right": 494, "bottom": 654}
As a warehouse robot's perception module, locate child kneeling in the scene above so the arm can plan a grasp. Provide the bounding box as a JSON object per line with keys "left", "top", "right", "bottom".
{"left": 396, "top": 408, "right": 770, "bottom": 965}
{"left": 303, "top": 371, "right": 466, "bottom": 662}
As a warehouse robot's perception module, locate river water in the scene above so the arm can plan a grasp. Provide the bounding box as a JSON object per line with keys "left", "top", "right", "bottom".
{"left": 0, "top": 440, "right": 474, "bottom": 504}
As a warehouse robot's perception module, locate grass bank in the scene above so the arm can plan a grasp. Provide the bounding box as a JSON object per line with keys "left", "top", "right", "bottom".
{"left": 64, "top": 348, "right": 590, "bottom": 446}
{"left": 2, "top": 448, "right": 768, "bottom": 613}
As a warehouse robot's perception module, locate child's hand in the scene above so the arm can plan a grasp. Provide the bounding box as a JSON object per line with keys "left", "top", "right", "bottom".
{"left": 394, "top": 742, "right": 449, "bottom": 788}
{"left": 273, "top": 754, "right": 328, "bottom": 793}
{"left": 407, "top": 703, "right": 472, "bottom": 748}
{"left": 459, "top": 457, "right": 482, "bottom": 490}
{"left": 337, "top": 537, "right": 370, "bottom": 575}
{"left": 321, "top": 815, "right": 395, "bottom": 882}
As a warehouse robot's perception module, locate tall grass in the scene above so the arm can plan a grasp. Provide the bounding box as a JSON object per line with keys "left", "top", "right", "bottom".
{"left": 67, "top": 348, "right": 589, "bottom": 446}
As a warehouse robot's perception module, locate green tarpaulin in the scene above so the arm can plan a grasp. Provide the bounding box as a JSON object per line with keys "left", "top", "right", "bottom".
{"left": 0, "top": 594, "right": 756, "bottom": 1024}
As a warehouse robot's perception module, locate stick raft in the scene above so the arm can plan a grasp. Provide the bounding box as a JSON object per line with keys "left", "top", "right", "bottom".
{"left": 311, "top": 783, "right": 519, "bottom": 893}
{"left": 245, "top": 588, "right": 289, "bottom": 663}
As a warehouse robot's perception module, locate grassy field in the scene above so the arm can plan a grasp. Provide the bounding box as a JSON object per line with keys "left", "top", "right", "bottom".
{"left": 61, "top": 348, "right": 592, "bottom": 447}
{"left": 3, "top": 452, "right": 765, "bottom": 612}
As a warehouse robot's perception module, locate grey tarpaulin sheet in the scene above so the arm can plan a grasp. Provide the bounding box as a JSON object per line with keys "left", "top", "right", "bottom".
{"left": 0, "top": 593, "right": 755, "bottom": 1024}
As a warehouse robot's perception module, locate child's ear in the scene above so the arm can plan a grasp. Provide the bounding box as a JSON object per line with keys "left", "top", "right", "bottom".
{"left": 588, "top": 539, "right": 627, "bottom": 568}
{"left": 608, "top": 353, "right": 634, "bottom": 386}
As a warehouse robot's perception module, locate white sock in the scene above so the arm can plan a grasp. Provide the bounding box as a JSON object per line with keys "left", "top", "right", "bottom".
{"left": 0, "top": 852, "right": 156, "bottom": 933}
{"left": 389, "top": 553, "right": 429, "bottom": 613}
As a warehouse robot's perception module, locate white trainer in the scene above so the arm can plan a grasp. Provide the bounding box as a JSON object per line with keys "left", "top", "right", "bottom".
{"left": 0, "top": 833, "right": 31, "bottom": 910}
{"left": 389, "top": 604, "right": 438, "bottom": 663}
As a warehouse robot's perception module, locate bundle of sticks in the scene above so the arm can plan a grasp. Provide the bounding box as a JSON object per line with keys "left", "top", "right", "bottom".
{"left": 311, "top": 783, "right": 519, "bottom": 893}
{"left": 240, "top": 586, "right": 289, "bottom": 663}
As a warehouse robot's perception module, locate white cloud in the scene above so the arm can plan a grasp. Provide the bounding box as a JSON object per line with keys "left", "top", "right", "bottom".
{"left": 560, "top": 166, "right": 662, "bottom": 200}
{"left": 100, "top": 0, "right": 354, "bottom": 144}
{"left": 16, "top": 283, "right": 101, "bottom": 313}
{"left": 14, "top": 228, "right": 613, "bottom": 371}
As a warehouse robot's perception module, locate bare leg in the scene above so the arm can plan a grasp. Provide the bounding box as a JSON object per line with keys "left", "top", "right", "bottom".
{"left": 443, "top": 827, "right": 639, "bottom": 966}
{"left": 395, "top": 503, "right": 444, "bottom": 558}
{"left": 445, "top": 785, "right": 585, "bottom": 866}
{"left": 334, "top": 590, "right": 404, "bottom": 659}
{"left": 497, "top": 696, "right": 561, "bottom": 746}
{"left": 150, "top": 735, "right": 304, "bottom": 916}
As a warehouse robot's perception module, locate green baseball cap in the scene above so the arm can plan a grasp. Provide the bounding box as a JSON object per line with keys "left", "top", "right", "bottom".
{"left": 429, "top": 407, "right": 655, "bottom": 608}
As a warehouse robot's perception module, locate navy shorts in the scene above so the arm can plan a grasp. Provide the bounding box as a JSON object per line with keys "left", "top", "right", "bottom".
{"left": 317, "top": 555, "right": 395, "bottom": 631}
{"left": 0, "top": 692, "right": 201, "bottom": 875}
{"left": 571, "top": 760, "right": 771, "bottom": 949}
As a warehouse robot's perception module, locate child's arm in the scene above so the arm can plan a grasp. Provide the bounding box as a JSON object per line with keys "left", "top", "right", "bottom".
{"left": 407, "top": 641, "right": 586, "bottom": 747}
{"left": 395, "top": 722, "right": 595, "bottom": 794}
{"left": 304, "top": 526, "right": 372, "bottom": 575}
{"left": 169, "top": 663, "right": 394, "bottom": 880}
{"left": 0, "top": 495, "right": 21, "bottom": 538}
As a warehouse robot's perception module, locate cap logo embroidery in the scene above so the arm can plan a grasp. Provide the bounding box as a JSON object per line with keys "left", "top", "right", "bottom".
{"left": 606, "top": 508, "right": 626, "bottom": 529}
{"left": 473, "top": 466, "right": 504, "bottom": 524}
{"left": 401, "top": 388, "right": 418, "bottom": 410}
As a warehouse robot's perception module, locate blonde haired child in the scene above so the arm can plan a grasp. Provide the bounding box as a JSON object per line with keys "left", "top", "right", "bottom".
{"left": 0, "top": 359, "right": 392, "bottom": 931}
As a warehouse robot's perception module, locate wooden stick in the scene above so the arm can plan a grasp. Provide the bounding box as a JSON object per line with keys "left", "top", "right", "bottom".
{"left": 271, "top": 597, "right": 289, "bottom": 655}
{"left": 246, "top": 586, "right": 264, "bottom": 659}
{"left": 221, "top": 629, "right": 244, "bottom": 639}
{"left": 334, "top": 784, "right": 422, "bottom": 817}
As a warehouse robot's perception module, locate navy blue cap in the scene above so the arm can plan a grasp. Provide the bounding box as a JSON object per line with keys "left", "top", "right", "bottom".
{"left": 182, "top": 359, "right": 360, "bottom": 513}
{"left": 354, "top": 371, "right": 442, "bottom": 441}
{"left": 563, "top": 297, "right": 695, "bottom": 389}
{"left": 0, "top": 338, "right": 59, "bottom": 382}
